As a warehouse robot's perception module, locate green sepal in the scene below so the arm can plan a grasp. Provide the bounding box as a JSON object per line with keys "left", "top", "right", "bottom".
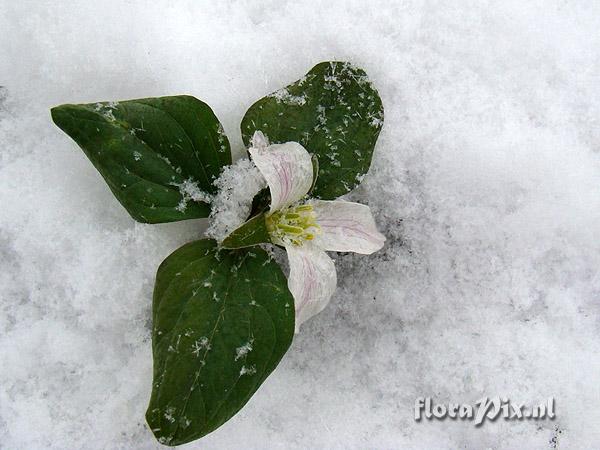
{"left": 221, "top": 213, "right": 271, "bottom": 249}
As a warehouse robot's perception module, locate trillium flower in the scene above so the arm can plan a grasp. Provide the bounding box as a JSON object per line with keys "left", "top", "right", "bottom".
{"left": 247, "top": 132, "right": 385, "bottom": 331}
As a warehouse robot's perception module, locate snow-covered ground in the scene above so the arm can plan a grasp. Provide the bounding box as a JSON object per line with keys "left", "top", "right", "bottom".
{"left": 2, "top": 1, "right": 600, "bottom": 448}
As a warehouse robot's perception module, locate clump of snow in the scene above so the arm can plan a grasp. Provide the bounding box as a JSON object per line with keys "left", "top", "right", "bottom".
{"left": 205, "top": 157, "right": 266, "bottom": 242}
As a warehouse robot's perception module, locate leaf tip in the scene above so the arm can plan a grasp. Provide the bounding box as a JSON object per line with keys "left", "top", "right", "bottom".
{"left": 50, "top": 104, "right": 67, "bottom": 127}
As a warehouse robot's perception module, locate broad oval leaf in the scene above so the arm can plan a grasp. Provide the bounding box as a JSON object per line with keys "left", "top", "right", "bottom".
{"left": 147, "top": 239, "right": 294, "bottom": 445}
{"left": 51, "top": 95, "right": 231, "bottom": 223}
{"left": 241, "top": 61, "right": 384, "bottom": 200}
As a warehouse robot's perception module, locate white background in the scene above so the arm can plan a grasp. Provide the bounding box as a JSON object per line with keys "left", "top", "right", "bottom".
{"left": 1, "top": 1, "right": 600, "bottom": 448}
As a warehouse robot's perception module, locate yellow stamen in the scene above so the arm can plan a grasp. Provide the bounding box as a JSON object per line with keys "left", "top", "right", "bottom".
{"left": 278, "top": 224, "right": 304, "bottom": 234}
{"left": 265, "top": 203, "right": 320, "bottom": 246}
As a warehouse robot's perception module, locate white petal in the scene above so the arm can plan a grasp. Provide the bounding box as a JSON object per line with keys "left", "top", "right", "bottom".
{"left": 250, "top": 130, "right": 269, "bottom": 149}
{"left": 310, "top": 200, "right": 386, "bottom": 254}
{"left": 249, "top": 140, "right": 313, "bottom": 212}
{"left": 286, "top": 243, "right": 337, "bottom": 332}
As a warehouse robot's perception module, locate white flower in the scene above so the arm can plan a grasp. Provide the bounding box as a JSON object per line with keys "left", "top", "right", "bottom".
{"left": 248, "top": 131, "right": 385, "bottom": 331}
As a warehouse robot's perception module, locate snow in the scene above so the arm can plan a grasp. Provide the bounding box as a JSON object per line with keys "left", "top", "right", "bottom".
{"left": 270, "top": 88, "right": 307, "bottom": 106}
{"left": 191, "top": 337, "right": 210, "bottom": 357}
{"left": 172, "top": 178, "right": 212, "bottom": 213}
{"left": 206, "top": 157, "right": 266, "bottom": 242}
{"left": 1, "top": 1, "right": 600, "bottom": 449}
{"left": 239, "top": 365, "right": 257, "bottom": 376}
{"left": 235, "top": 339, "right": 254, "bottom": 361}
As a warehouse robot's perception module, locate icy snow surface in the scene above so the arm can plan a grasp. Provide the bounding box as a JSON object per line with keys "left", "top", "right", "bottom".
{"left": 1, "top": 1, "right": 600, "bottom": 449}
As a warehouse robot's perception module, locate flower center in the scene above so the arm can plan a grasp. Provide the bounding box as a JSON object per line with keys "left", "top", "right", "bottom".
{"left": 265, "top": 203, "right": 320, "bottom": 246}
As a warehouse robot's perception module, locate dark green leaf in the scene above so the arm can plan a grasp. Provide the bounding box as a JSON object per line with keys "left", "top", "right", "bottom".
{"left": 221, "top": 213, "right": 271, "bottom": 249}
{"left": 51, "top": 95, "right": 231, "bottom": 223}
{"left": 241, "top": 61, "right": 383, "bottom": 199}
{"left": 147, "top": 239, "right": 294, "bottom": 445}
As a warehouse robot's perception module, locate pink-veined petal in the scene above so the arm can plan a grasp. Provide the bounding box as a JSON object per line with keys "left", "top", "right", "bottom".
{"left": 250, "top": 130, "right": 269, "bottom": 149}
{"left": 285, "top": 243, "right": 337, "bottom": 332}
{"left": 249, "top": 137, "right": 313, "bottom": 212}
{"left": 311, "top": 200, "right": 385, "bottom": 254}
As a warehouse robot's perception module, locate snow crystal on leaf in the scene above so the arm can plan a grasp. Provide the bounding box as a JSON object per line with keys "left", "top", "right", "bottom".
{"left": 171, "top": 178, "right": 212, "bottom": 212}
{"left": 239, "top": 365, "right": 257, "bottom": 376}
{"left": 163, "top": 407, "right": 176, "bottom": 423}
{"left": 270, "top": 87, "right": 307, "bottom": 106}
{"left": 234, "top": 339, "right": 254, "bottom": 361}
{"left": 93, "top": 102, "right": 117, "bottom": 122}
{"left": 191, "top": 337, "right": 210, "bottom": 356}
{"left": 216, "top": 123, "right": 228, "bottom": 153}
